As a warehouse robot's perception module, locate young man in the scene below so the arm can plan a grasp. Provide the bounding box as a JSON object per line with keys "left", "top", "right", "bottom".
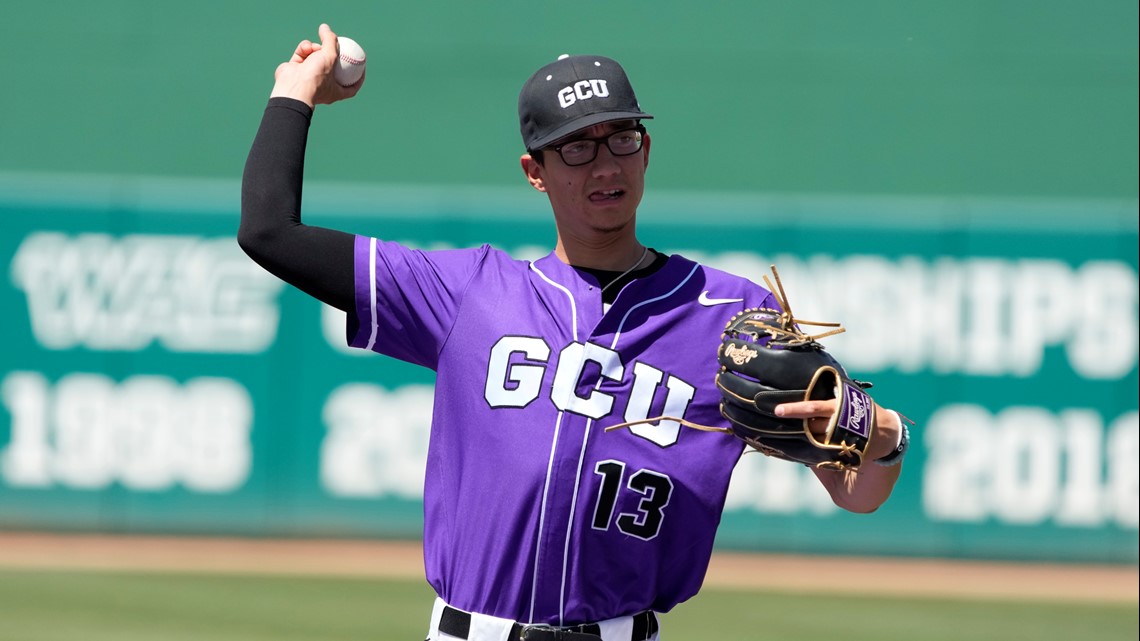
{"left": 240, "top": 23, "right": 907, "bottom": 641}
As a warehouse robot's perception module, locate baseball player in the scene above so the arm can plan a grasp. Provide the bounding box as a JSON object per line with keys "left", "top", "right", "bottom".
{"left": 239, "top": 23, "right": 908, "bottom": 641}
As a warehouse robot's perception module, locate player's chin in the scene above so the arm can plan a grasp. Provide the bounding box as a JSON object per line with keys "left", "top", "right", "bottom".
{"left": 588, "top": 215, "right": 634, "bottom": 235}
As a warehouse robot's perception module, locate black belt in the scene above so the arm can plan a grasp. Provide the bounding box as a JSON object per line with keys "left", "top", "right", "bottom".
{"left": 439, "top": 605, "right": 658, "bottom": 641}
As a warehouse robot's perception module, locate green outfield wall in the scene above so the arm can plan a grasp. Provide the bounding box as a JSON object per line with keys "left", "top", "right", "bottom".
{"left": 0, "top": 174, "right": 1136, "bottom": 564}
{"left": 0, "top": 1, "right": 1135, "bottom": 200}
{"left": 0, "top": 1, "right": 1136, "bottom": 564}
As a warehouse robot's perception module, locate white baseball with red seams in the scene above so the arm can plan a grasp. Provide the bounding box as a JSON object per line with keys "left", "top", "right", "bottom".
{"left": 334, "top": 37, "right": 366, "bottom": 86}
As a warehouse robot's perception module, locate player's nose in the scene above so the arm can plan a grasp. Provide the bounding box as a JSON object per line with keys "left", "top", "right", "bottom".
{"left": 590, "top": 145, "right": 622, "bottom": 177}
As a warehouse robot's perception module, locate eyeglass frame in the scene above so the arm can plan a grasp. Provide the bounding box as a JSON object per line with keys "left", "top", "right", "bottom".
{"left": 540, "top": 123, "right": 648, "bottom": 167}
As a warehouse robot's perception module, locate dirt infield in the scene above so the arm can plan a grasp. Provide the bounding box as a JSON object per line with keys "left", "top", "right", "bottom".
{"left": 0, "top": 531, "right": 1135, "bottom": 604}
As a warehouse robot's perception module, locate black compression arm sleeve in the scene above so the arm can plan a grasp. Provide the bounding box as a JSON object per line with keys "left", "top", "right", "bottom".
{"left": 239, "top": 97, "right": 356, "bottom": 312}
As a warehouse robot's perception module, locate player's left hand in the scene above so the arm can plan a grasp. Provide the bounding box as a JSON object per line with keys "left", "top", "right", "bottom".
{"left": 773, "top": 398, "right": 838, "bottom": 438}
{"left": 776, "top": 398, "right": 901, "bottom": 462}
{"left": 270, "top": 23, "right": 363, "bottom": 107}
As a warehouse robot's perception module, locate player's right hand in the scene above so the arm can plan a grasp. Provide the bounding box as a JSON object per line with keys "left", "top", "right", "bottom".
{"left": 270, "top": 23, "right": 363, "bottom": 107}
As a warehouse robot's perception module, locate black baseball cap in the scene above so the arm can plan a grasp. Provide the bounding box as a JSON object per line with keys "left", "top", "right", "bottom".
{"left": 519, "top": 54, "right": 653, "bottom": 151}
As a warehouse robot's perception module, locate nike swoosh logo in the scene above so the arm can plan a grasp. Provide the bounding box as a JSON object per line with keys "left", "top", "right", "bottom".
{"left": 698, "top": 291, "right": 745, "bottom": 306}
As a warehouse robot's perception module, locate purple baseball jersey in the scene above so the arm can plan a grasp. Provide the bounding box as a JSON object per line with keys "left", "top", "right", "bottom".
{"left": 348, "top": 237, "right": 777, "bottom": 625}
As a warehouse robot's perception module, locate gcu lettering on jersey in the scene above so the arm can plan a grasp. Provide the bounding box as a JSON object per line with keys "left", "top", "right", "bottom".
{"left": 558, "top": 79, "right": 610, "bottom": 108}
{"left": 483, "top": 336, "right": 697, "bottom": 447}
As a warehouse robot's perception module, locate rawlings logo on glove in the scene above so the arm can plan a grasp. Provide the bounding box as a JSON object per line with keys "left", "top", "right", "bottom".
{"left": 723, "top": 343, "right": 758, "bottom": 365}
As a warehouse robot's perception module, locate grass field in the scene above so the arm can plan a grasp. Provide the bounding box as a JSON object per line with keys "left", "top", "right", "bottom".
{"left": 1, "top": 569, "right": 1136, "bottom": 641}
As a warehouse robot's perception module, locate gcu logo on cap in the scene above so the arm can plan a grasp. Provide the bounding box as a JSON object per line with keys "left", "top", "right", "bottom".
{"left": 558, "top": 79, "right": 610, "bottom": 109}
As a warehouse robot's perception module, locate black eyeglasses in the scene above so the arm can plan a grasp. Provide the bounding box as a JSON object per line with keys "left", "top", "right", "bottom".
{"left": 547, "top": 125, "right": 646, "bottom": 166}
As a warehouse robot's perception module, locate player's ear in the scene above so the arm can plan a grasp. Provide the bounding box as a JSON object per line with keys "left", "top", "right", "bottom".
{"left": 641, "top": 132, "right": 651, "bottom": 170}
{"left": 521, "top": 154, "right": 547, "bottom": 192}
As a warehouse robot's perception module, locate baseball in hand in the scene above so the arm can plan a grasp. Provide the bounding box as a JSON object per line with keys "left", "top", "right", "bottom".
{"left": 333, "top": 37, "right": 366, "bottom": 87}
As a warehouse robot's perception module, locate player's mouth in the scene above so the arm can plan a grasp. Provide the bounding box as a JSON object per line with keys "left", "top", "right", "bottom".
{"left": 589, "top": 188, "right": 625, "bottom": 203}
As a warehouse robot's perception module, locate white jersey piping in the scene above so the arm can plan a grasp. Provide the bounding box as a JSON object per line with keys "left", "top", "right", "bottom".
{"left": 526, "top": 261, "right": 579, "bottom": 623}
{"left": 365, "top": 236, "right": 380, "bottom": 350}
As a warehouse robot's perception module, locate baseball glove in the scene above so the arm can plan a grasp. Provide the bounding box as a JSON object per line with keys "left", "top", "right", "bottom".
{"left": 715, "top": 267, "right": 875, "bottom": 471}
{"left": 604, "top": 266, "right": 876, "bottom": 471}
